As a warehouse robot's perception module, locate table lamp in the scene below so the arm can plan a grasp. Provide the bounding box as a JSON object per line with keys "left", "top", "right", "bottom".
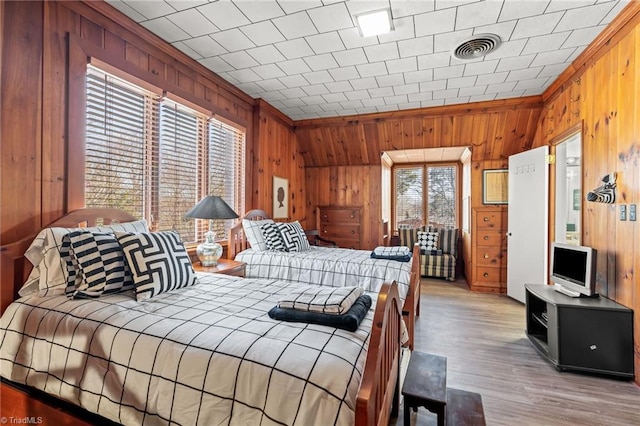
{"left": 185, "top": 196, "right": 239, "bottom": 266}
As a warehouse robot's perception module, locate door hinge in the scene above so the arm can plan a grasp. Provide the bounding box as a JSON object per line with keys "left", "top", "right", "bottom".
{"left": 545, "top": 155, "right": 555, "bottom": 164}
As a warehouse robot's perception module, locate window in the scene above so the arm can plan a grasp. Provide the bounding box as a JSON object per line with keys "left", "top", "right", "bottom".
{"left": 84, "top": 66, "right": 245, "bottom": 244}
{"left": 394, "top": 165, "right": 458, "bottom": 229}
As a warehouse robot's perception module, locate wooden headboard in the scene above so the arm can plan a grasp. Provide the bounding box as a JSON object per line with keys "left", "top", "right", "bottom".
{"left": 0, "top": 208, "right": 137, "bottom": 314}
{"left": 228, "top": 209, "right": 270, "bottom": 259}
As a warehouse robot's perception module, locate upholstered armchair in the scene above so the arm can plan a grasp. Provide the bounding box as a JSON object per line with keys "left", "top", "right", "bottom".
{"left": 397, "top": 226, "right": 459, "bottom": 281}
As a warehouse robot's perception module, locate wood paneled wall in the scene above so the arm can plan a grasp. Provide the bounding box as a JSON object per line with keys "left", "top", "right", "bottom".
{"left": 532, "top": 2, "right": 640, "bottom": 383}
{"left": 0, "top": 1, "right": 304, "bottom": 248}
{"left": 251, "top": 101, "right": 307, "bottom": 222}
{"left": 305, "top": 166, "right": 382, "bottom": 250}
{"left": 295, "top": 97, "right": 543, "bottom": 167}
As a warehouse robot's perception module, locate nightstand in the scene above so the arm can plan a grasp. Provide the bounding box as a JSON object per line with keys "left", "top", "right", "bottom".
{"left": 193, "top": 258, "right": 246, "bottom": 277}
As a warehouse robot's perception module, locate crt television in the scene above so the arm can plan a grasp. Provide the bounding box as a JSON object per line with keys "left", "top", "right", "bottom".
{"left": 550, "top": 242, "right": 597, "bottom": 297}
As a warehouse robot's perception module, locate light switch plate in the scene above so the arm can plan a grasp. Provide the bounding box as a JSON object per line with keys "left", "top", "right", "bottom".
{"left": 620, "top": 205, "right": 627, "bottom": 221}
{"left": 630, "top": 204, "right": 636, "bottom": 221}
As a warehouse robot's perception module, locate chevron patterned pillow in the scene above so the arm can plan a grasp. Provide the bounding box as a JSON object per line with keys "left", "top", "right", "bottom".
{"left": 117, "top": 231, "right": 196, "bottom": 301}
{"left": 63, "top": 231, "right": 134, "bottom": 299}
{"left": 260, "top": 222, "right": 287, "bottom": 251}
{"left": 277, "top": 221, "right": 310, "bottom": 252}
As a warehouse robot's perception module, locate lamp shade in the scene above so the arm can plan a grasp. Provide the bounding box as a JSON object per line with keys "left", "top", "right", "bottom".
{"left": 185, "top": 196, "right": 239, "bottom": 220}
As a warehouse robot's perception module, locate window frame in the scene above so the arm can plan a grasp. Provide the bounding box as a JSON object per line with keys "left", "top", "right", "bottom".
{"left": 68, "top": 36, "right": 250, "bottom": 245}
{"left": 391, "top": 161, "right": 461, "bottom": 231}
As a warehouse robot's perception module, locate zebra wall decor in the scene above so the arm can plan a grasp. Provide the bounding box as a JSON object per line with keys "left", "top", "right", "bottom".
{"left": 586, "top": 172, "right": 616, "bottom": 204}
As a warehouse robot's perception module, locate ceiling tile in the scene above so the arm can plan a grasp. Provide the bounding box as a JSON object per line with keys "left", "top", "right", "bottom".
{"left": 221, "top": 51, "right": 259, "bottom": 69}
{"left": 530, "top": 48, "right": 575, "bottom": 67}
{"left": 246, "top": 45, "right": 287, "bottom": 65}
{"left": 601, "top": 0, "right": 630, "bottom": 24}
{"left": 301, "top": 84, "right": 330, "bottom": 96}
{"left": 345, "top": 90, "right": 371, "bottom": 100}
{"left": 415, "top": 8, "right": 456, "bottom": 37}
{"left": 325, "top": 81, "right": 354, "bottom": 93}
{"left": 303, "top": 70, "right": 334, "bottom": 84}
{"left": 345, "top": 1, "right": 388, "bottom": 16}
{"left": 306, "top": 32, "right": 345, "bottom": 54}
{"left": 378, "top": 16, "right": 417, "bottom": 43}
{"left": 398, "top": 36, "right": 434, "bottom": 58}
{"left": 469, "top": 93, "right": 497, "bottom": 102}
{"left": 433, "top": 89, "right": 459, "bottom": 99}
{"left": 364, "top": 42, "right": 400, "bottom": 62}
{"left": 377, "top": 104, "right": 400, "bottom": 112}
{"left": 522, "top": 32, "right": 571, "bottom": 55}
{"left": 369, "top": 86, "right": 395, "bottom": 97}
{"left": 211, "top": 28, "right": 256, "bottom": 52}
{"left": 404, "top": 69, "right": 434, "bottom": 84}
{"left": 321, "top": 101, "right": 344, "bottom": 111}
{"left": 537, "top": 63, "right": 569, "bottom": 78}
{"left": 444, "top": 96, "right": 470, "bottom": 105}
{"left": 241, "top": 21, "right": 286, "bottom": 46}
{"left": 332, "top": 48, "right": 369, "bottom": 67}
{"left": 495, "top": 54, "right": 536, "bottom": 72}
{"left": 107, "top": 1, "right": 147, "bottom": 22}
{"left": 472, "top": 20, "right": 517, "bottom": 40}
{"left": 419, "top": 80, "right": 447, "bottom": 92}
{"left": 279, "top": 74, "right": 310, "bottom": 88}
{"left": 417, "top": 52, "right": 451, "bottom": 69}
{"left": 447, "top": 75, "right": 477, "bottom": 89}
{"left": 256, "top": 78, "right": 287, "bottom": 91}
{"left": 197, "top": 2, "right": 250, "bottom": 31}
{"left": 301, "top": 95, "right": 327, "bottom": 105}
{"left": 391, "top": 0, "right": 435, "bottom": 18}
{"left": 140, "top": 18, "right": 190, "bottom": 43}
{"left": 514, "top": 77, "right": 550, "bottom": 90}
{"left": 275, "top": 39, "right": 315, "bottom": 59}
{"left": 167, "top": 9, "right": 218, "bottom": 37}
{"left": 278, "top": 1, "right": 323, "bottom": 14}
{"left": 272, "top": 12, "right": 318, "bottom": 39}
{"left": 486, "top": 81, "right": 517, "bottom": 93}
{"left": 545, "top": 0, "right": 601, "bottom": 14}
{"left": 172, "top": 41, "right": 202, "bottom": 59}
{"left": 455, "top": 0, "right": 502, "bottom": 30}
{"left": 183, "top": 36, "right": 227, "bottom": 57}
{"left": 121, "top": 0, "right": 176, "bottom": 20}
{"left": 277, "top": 58, "right": 313, "bottom": 74}
{"left": 262, "top": 90, "right": 286, "bottom": 102}
{"left": 511, "top": 12, "right": 564, "bottom": 39}
{"left": 556, "top": 2, "right": 616, "bottom": 32}
{"left": 328, "top": 66, "right": 360, "bottom": 81}
{"left": 505, "top": 67, "right": 543, "bottom": 82}
{"left": 434, "top": 64, "right": 464, "bottom": 80}
{"left": 338, "top": 27, "right": 380, "bottom": 49}
{"left": 476, "top": 71, "right": 508, "bottom": 85}
{"left": 253, "top": 64, "right": 286, "bottom": 79}
{"left": 303, "top": 53, "right": 340, "bottom": 71}
{"left": 458, "top": 84, "right": 487, "bottom": 96}
{"left": 497, "top": 89, "right": 526, "bottom": 98}
{"left": 235, "top": 82, "right": 262, "bottom": 95}
{"left": 384, "top": 94, "right": 409, "bottom": 104}
{"left": 199, "top": 57, "right": 234, "bottom": 73}
{"left": 498, "top": 0, "right": 549, "bottom": 22}
{"left": 357, "top": 62, "right": 389, "bottom": 78}
{"left": 164, "top": 0, "right": 208, "bottom": 11}
{"left": 340, "top": 100, "right": 365, "bottom": 109}
{"left": 362, "top": 97, "right": 387, "bottom": 107}
{"left": 376, "top": 73, "right": 405, "bottom": 88}
{"left": 394, "top": 83, "right": 420, "bottom": 95}
{"left": 434, "top": 29, "right": 473, "bottom": 52}
{"left": 349, "top": 77, "right": 379, "bottom": 90}
{"left": 307, "top": 2, "right": 353, "bottom": 32}
{"left": 562, "top": 26, "right": 606, "bottom": 48}
{"left": 463, "top": 60, "right": 498, "bottom": 76}
{"left": 323, "top": 92, "right": 348, "bottom": 102}
{"left": 227, "top": 68, "right": 263, "bottom": 82}
{"left": 280, "top": 87, "right": 308, "bottom": 97}
{"left": 386, "top": 57, "right": 418, "bottom": 74}
{"left": 234, "top": 0, "right": 285, "bottom": 22}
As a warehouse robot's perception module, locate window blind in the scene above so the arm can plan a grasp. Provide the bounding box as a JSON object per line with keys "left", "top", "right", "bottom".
{"left": 85, "top": 67, "right": 157, "bottom": 219}
{"left": 395, "top": 167, "right": 424, "bottom": 228}
{"left": 427, "top": 166, "right": 456, "bottom": 228}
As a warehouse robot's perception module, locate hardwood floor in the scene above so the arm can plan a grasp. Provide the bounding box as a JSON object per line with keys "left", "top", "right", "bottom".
{"left": 396, "top": 278, "right": 640, "bottom": 426}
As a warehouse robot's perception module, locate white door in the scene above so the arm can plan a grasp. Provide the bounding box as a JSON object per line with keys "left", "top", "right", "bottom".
{"left": 507, "top": 146, "right": 549, "bottom": 303}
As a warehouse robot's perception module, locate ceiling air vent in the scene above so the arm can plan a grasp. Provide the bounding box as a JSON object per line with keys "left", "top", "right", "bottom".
{"left": 452, "top": 34, "right": 501, "bottom": 59}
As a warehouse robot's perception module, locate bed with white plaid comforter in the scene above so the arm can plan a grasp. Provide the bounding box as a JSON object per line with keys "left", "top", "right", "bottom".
{"left": 235, "top": 247, "right": 412, "bottom": 302}
{"left": 0, "top": 273, "right": 374, "bottom": 426}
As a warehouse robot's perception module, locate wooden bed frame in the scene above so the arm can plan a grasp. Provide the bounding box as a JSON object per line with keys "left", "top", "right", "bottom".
{"left": 0, "top": 208, "right": 402, "bottom": 426}
{"left": 229, "top": 209, "right": 421, "bottom": 350}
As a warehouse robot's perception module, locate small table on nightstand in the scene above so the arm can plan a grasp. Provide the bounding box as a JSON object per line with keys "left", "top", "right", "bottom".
{"left": 193, "top": 258, "right": 246, "bottom": 277}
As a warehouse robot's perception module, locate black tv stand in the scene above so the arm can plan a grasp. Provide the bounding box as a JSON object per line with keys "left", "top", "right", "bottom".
{"left": 525, "top": 284, "right": 634, "bottom": 379}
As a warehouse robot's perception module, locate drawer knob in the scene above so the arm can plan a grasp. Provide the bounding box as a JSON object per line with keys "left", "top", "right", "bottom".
{"left": 483, "top": 217, "right": 490, "bottom": 222}
{"left": 483, "top": 273, "right": 489, "bottom": 278}
{"left": 350, "top": 213, "right": 355, "bottom": 218}
{"left": 483, "top": 236, "right": 489, "bottom": 240}
{"left": 350, "top": 230, "right": 355, "bottom": 234}
{"left": 323, "top": 214, "right": 328, "bottom": 218}
{"left": 323, "top": 230, "right": 327, "bottom": 234}
{"left": 484, "top": 254, "right": 489, "bottom": 259}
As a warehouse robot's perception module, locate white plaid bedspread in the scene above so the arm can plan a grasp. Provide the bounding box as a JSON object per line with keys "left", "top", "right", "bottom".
{"left": 0, "top": 274, "right": 374, "bottom": 425}
{"left": 235, "top": 247, "right": 411, "bottom": 302}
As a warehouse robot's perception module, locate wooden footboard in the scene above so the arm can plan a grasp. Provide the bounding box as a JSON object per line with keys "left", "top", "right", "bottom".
{"left": 401, "top": 244, "right": 421, "bottom": 350}
{"left": 355, "top": 281, "right": 402, "bottom": 426}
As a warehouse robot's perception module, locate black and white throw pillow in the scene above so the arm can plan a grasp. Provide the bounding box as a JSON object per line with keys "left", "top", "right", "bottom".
{"left": 117, "top": 231, "right": 196, "bottom": 301}
{"left": 417, "top": 231, "right": 439, "bottom": 251}
{"left": 64, "top": 231, "right": 133, "bottom": 299}
{"left": 260, "top": 222, "right": 287, "bottom": 251}
{"left": 277, "top": 221, "right": 310, "bottom": 252}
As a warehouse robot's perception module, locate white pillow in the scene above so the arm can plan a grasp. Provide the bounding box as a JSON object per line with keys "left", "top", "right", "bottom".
{"left": 19, "top": 219, "right": 148, "bottom": 297}
{"left": 242, "top": 218, "right": 273, "bottom": 251}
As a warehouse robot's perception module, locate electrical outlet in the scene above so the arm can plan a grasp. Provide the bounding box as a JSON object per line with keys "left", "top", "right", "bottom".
{"left": 630, "top": 204, "right": 637, "bottom": 221}
{"left": 620, "top": 205, "right": 627, "bottom": 221}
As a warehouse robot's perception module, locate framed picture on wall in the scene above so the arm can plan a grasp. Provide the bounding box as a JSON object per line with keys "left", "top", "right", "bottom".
{"left": 273, "top": 176, "right": 289, "bottom": 219}
{"left": 483, "top": 169, "right": 509, "bottom": 204}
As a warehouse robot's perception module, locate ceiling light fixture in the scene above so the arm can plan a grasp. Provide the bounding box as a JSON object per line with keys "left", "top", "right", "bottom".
{"left": 355, "top": 9, "right": 393, "bottom": 37}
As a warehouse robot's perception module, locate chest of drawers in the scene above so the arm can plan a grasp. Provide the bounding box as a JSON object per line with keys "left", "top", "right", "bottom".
{"left": 317, "top": 206, "right": 362, "bottom": 249}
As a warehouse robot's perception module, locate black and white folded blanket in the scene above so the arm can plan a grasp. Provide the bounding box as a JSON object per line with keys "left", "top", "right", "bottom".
{"left": 370, "top": 246, "right": 412, "bottom": 261}
{"left": 269, "top": 294, "right": 372, "bottom": 332}
{"left": 278, "top": 285, "right": 364, "bottom": 314}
